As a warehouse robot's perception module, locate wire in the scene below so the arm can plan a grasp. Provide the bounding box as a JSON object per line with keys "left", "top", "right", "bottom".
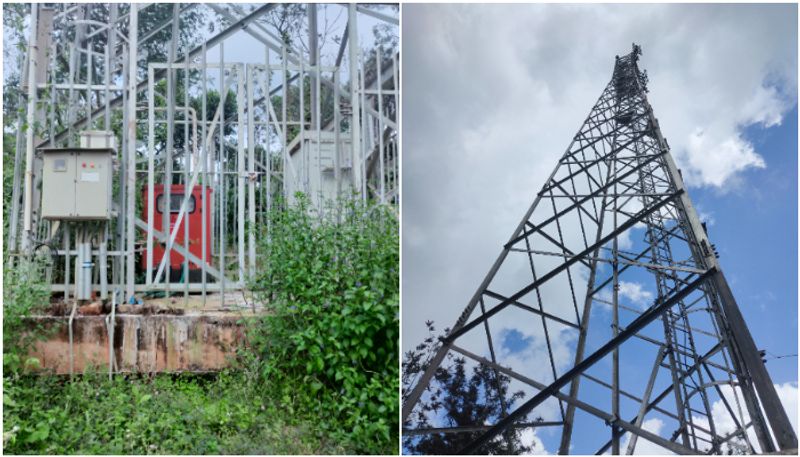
{"left": 765, "top": 351, "right": 797, "bottom": 361}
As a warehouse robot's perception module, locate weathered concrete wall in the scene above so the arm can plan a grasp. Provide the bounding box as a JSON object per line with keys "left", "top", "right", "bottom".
{"left": 26, "top": 313, "right": 249, "bottom": 374}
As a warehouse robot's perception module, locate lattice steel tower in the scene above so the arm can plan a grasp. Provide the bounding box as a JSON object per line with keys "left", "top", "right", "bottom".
{"left": 402, "top": 44, "right": 797, "bottom": 454}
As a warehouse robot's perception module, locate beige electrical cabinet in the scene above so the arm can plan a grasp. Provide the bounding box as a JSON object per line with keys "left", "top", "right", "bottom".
{"left": 41, "top": 148, "right": 114, "bottom": 220}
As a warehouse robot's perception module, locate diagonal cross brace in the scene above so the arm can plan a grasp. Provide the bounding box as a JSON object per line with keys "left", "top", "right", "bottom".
{"left": 446, "top": 190, "right": 683, "bottom": 344}
{"left": 135, "top": 217, "right": 234, "bottom": 285}
{"left": 459, "top": 267, "right": 716, "bottom": 454}
{"left": 508, "top": 149, "right": 665, "bottom": 248}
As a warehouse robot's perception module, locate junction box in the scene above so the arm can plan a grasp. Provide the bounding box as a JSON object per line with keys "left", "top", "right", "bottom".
{"left": 41, "top": 147, "right": 114, "bottom": 220}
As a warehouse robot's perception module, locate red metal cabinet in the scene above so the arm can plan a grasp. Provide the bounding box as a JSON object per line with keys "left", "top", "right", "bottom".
{"left": 142, "top": 184, "right": 212, "bottom": 280}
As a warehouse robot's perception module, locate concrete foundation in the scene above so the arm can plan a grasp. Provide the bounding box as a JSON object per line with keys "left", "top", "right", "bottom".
{"left": 26, "top": 293, "right": 264, "bottom": 374}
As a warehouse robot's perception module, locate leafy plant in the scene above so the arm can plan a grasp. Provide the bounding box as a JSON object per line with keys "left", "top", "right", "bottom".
{"left": 246, "top": 194, "right": 399, "bottom": 454}
{"left": 3, "top": 258, "right": 52, "bottom": 375}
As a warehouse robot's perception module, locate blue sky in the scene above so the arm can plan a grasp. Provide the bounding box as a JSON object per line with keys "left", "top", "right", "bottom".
{"left": 694, "top": 106, "right": 798, "bottom": 386}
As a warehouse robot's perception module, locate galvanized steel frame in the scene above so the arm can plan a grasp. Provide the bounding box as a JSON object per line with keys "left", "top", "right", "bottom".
{"left": 9, "top": 3, "right": 399, "bottom": 307}
{"left": 402, "top": 44, "right": 795, "bottom": 455}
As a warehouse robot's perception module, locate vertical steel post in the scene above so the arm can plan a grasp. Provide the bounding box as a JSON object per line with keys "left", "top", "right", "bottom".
{"left": 237, "top": 64, "right": 246, "bottom": 284}
{"left": 308, "top": 3, "right": 318, "bottom": 131}
{"left": 247, "top": 65, "right": 256, "bottom": 277}
{"left": 377, "top": 45, "right": 385, "bottom": 204}
{"left": 219, "top": 43, "right": 226, "bottom": 302}
{"left": 163, "top": 3, "right": 179, "bottom": 293}
{"left": 347, "top": 5, "right": 362, "bottom": 200}
{"left": 201, "top": 42, "right": 208, "bottom": 303}
{"left": 333, "top": 70, "right": 341, "bottom": 197}
{"left": 8, "top": 47, "right": 29, "bottom": 253}
{"left": 146, "top": 65, "right": 155, "bottom": 285}
{"left": 184, "top": 42, "right": 191, "bottom": 302}
{"left": 124, "top": 3, "right": 138, "bottom": 300}
{"left": 282, "top": 46, "right": 288, "bottom": 200}
{"left": 264, "top": 46, "right": 272, "bottom": 220}
{"left": 22, "top": 3, "right": 39, "bottom": 253}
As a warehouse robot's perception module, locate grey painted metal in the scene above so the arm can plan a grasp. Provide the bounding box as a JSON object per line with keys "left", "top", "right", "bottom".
{"left": 35, "top": 4, "right": 278, "bottom": 152}
{"left": 13, "top": 3, "right": 397, "bottom": 334}
{"left": 124, "top": 4, "right": 138, "bottom": 299}
{"left": 354, "top": 5, "right": 399, "bottom": 25}
{"left": 348, "top": 4, "right": 363, "bottom": 200}
{"left": 22, "top": 3, "right": 39, "bottom": 251}
{"left": 459, "top": 270, "right": 715, "bottom": 454}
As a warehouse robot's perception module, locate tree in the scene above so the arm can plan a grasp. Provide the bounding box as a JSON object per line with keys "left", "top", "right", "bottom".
{"left": 402, "top": 321, "right": 535, "bottom": 455}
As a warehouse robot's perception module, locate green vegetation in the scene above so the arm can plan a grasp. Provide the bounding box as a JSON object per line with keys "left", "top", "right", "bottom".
{"left": 3, "top": 197, "right": 399, "bottom": 455}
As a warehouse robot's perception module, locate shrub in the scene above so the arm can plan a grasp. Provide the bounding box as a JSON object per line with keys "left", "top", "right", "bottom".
{"left": 247, "top": 195, "right": 399, "bottom": 453}
{"left": 3, "top": 258, "right": 51, "bottom": 375}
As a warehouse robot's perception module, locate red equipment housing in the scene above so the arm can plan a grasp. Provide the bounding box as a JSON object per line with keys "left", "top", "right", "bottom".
{"left": 142, "top": 184, "right": 213, "bottom": 281}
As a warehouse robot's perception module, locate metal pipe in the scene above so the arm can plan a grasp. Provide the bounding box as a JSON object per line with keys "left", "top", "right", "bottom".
{"left": 219, "top": 42, "right": 226, "bottom": 303}
{"left": 22, "top": 3, "right": 40, "bottom": 252}
{"left": 146, "top": 66, "right": 155, "bottom": 285}
{"left": 8, "top": 47, "right": 29, "bottom": 253}
{"left": 246, "top": 65, "right": 256, "bottom": 277}
{"left": 201, "top": 42, "right": 208, "bottom": 303}
{"left": 237, "top": 64, "right": 246, "bottom": 283}
{"left": 183, "top": 41, "right": 191, "bottom": 303}
{"left": 376, "top": 45, "right": 385, "bottom": 203}
{"left": 125, "top": 4, "right": 138, "bottom": 300}
{"left": 163, "top": 2, "right": 179, "bottom": 294}
{"left": 348, "top": 4, "right": 362, "bottom": 200}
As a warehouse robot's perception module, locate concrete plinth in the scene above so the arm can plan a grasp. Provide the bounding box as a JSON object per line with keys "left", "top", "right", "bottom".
{"left": 26, "top": 294, "right": 264, "bottom": 374}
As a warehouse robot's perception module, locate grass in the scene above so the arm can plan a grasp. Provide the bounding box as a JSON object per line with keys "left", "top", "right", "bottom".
{"left": 3, "top": 369, "right": 357, "bottom": 454}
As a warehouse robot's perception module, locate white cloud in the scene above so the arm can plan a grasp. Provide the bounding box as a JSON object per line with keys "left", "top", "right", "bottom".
{"left": 619, "top": 417, "right": 673, "bottom": 455}
{"left": 618, "top": 281, "right": 654, "bottom": 308}
{"left": 691, "top": 382, "right": 798, "bottom": 453}
{"left": 518, "top": 427, "right": 550, "bottom": 454}
{"left": 680, "top": 128, "right": 766, "bottom": 189}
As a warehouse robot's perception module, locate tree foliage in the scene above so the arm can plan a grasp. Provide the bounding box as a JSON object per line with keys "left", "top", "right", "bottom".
{"left": 402, "top": 322, "right": 535, "bottom": 455}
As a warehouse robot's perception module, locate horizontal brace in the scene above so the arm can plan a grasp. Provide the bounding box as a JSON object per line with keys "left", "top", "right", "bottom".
{"left": 402, "top": 421, "right": 562, "bottom": 436}
{"left": 447, "top": 191, "right": 683, "bottom": 344}
{"left": 448, "top": 344, "right": 700, "bottom": 456}
{"left": 510, "top": 151, "right": 667, "bottom": 248}
{"left": 483, "top": 289, "right": 580, "bottom": 330}
{"left": 38, "top": 83, "right": 125, "bottom": 91}
{"left": 49, "top": 282, "right": 245, "bottom": 293}
{"left": 459, "top": 268, "right": 715, "bottom": 454}
{"left": 509, "top": 248, "right": 706, "bottom": 275}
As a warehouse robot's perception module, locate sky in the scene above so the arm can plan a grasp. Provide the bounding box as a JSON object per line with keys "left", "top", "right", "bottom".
{"left": 402, "top": 3, "right": 798, "bottom": 454}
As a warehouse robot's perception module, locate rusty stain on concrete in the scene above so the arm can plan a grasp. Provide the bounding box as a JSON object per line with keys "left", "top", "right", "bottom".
{"left": 26, "top": 312, "right": 255, "bottom": 374}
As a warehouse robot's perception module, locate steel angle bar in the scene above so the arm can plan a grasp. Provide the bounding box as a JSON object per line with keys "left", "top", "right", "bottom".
{"left": 125, "top": 5, "right": 138, "bottom": 298}
{"left": 447, "top": 191, "right": 683, "bottom": 344}
{"left": 447, "top": 344, "right": 699, "bottom": 456}
{"left": 134, "top": 218, "right": 233, "bottom": 284}
{"left": 403, "top": 422, "right": 563, "bottom": 436}
{"left": 459, "top": 268, "right": 716, "bottom": 454}
{"left": 522, "top": 221, "right": 593, "bottom": 269}
{"left": 509, "top": 153, "right": 668, "bottom": 248}
{"left": 595, "top": 342, "right": 725, "bottom": 455}
{"left": 482, "top": 289, "right": 580, "bottom": 330}
{"left": 353, "top": 4, "right": 399, "bottom": 25}
{"left": 37, "top": 4, "right": 277, "bottom": 150}
{"left": 510, "top": 248, "right": 706, "bottom": 275}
